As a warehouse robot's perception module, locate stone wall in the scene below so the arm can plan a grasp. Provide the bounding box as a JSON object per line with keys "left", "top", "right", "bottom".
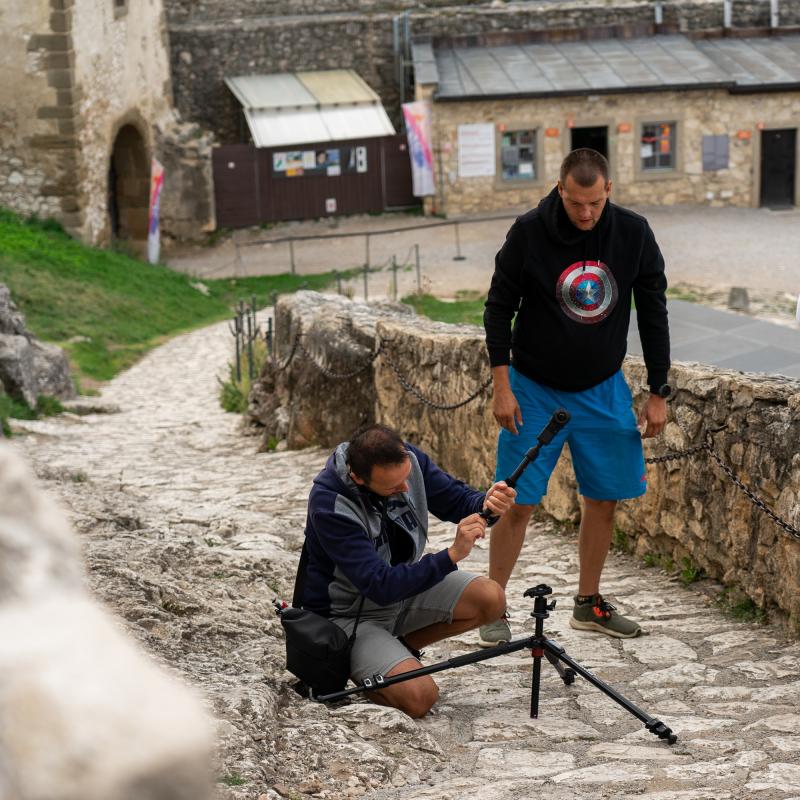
{"left": 422, "top": 86, "right": 800, "bottom": 214}
{"left": 165, "top": 0, "right": 800, "bottom": 144}
{"left": 250, "top": 291, "right": 800, "bottom": 626}
{"left": 2, "top": 0, "right": 214, "bottom": 244}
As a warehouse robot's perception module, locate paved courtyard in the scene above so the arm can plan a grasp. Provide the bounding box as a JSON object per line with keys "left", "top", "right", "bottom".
{"left": 11, "top": 313, "right": 800, "bottom": 800}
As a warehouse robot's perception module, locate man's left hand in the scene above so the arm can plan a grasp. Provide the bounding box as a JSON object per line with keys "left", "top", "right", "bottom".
{"left": 483, "top": 481, "right": 516, "bottom": 517}
{"left": 638, "top": 394, "right": 667, "bottom": 438}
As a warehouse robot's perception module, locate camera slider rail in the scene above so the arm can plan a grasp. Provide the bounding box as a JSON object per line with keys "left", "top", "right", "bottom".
{"left": 313, "top": 584, "right": 677, "bottom": 745}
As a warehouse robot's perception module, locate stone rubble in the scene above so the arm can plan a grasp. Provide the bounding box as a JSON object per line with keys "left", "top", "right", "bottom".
{"left": 9, "top": 310, "right": 800, "bottom": 800}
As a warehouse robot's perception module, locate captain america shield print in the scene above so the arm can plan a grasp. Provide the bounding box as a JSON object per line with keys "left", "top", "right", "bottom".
{"left": 556, "top": 260, "right": 619, "bottom": 324}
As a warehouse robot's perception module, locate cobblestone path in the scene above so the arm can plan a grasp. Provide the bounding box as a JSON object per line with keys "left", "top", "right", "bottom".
{"left": 11, "top": 315, "right": 800, "bottom": 800}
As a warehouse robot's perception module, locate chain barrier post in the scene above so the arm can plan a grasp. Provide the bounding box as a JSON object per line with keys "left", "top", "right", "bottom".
{"left": 335, "top": 270, "right": 342, "bottom": 295}
{"left": 453, "top": 222, "right": 466, "bottom": 261}
{"left": 246, "top": 304, "right": 255, "bottom": 381}
{"left": 363, "top": 263, "right": 369, "bottom": 302}
{"left": 415, "top": 243, "right": 421, "bottom": 293}
{"left": 365, "top": 234, "right": 371, "bottom": 270}
{"left": 289, "top": 239, "right": 296, "bottom": 274}
{"left": 391, "top": 255, "right": 398, "bottom": 301}
{"left": 266, "top": 317, "right": 273, "bottom": 357}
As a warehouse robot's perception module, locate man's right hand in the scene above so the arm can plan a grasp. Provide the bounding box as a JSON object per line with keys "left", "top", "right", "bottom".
{"left": 447, "top": 513, "right": 487, "bottom": 564}
{"left": 492, "top": 384, "right": 523, "bottom": 435}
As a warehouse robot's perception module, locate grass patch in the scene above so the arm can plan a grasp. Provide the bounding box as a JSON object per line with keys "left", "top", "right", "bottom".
{"left": 679, "top": 556, "right": 705, "bottom": 586}
{"left": 0, "top": 393, "right": 65, "bottom": 437}
{"left": 611, "top": 526, "right": 634, "bottom": 554}
{"left": 401, "top": 291, "right": 485, "bottom": 326}
{"left": 218, "top": 338, "right": 266, "bottom": 414}
{"left": 0, "top": 208, "right": 337, "bottom": 386}
{"left": 716, "top": 588, "right": 768, "bottom": 624}
{"left": 218, "top": 773, "right": 247, "bottom": 787}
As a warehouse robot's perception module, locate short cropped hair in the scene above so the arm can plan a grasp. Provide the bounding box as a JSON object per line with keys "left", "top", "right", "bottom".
{"left": 560, "top": 148, "right": 610, "bottom": 187}
{"left": 346, "top": 424, "right": 408, "bottom": 481}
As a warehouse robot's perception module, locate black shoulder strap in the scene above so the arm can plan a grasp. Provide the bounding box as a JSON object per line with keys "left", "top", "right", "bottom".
{"left": 291, "top": 542, "right": 309, "bottom": 608}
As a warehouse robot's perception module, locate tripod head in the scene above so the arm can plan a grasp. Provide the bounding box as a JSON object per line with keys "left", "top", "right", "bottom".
{"left": 524, "top": 584, "right": 557, "bottom": 618}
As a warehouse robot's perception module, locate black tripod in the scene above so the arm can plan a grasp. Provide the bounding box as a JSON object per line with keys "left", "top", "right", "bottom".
{"left": 314, "top": 409, "right": 678, "bottom": 744}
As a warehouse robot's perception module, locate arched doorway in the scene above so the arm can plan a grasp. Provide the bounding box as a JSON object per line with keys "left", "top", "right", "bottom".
{"left": 108, "top": 124, "right": 149, "bottom": 242}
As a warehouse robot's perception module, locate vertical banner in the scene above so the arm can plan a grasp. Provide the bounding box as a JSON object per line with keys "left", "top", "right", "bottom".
{"left": 402, "top": 101, "right": 435, "bottom": 197}
{"left": 147, "top": 157, "right": 165, "bottom": 265}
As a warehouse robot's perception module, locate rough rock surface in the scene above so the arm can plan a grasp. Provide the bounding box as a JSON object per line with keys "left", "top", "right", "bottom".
{"left": 0, "top": 284, "right": 74, "bottom": 407}
{"left": 0, "top": 443, "right": 213, "bottom": 800}
{"left": 249, "top": 292, "right": 413, "bottom": 450}
{"left": 11, "top": 306, "right": 800, "bottom": 799}
{"left": 250, "top": 292, "right": 800, "bottom": 626}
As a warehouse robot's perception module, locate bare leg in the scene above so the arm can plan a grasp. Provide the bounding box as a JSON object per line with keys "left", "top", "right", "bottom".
{"left": 488, "top": 504, "right": 534, "bottom": 590}
{"left": 403, "top": 577, "right": 505, "bottom": 650}
{"left": 577, "top": 497, "right": 616, "bottom": 596}
{"left": 368, "top": 578, "right": 505, "bottom": 717}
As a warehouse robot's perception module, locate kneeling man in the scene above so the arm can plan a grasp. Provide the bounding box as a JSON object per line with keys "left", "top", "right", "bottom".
{"left": 298, "top": 423, "right": 515, "bottom": 718}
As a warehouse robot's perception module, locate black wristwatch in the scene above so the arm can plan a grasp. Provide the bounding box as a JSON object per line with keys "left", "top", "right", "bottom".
{"left": 652, "top": 383, "right": 672, "bottom": 399}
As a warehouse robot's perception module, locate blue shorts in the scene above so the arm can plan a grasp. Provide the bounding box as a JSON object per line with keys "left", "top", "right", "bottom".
{"left": 495, "top": 367, "right": 646, "bottom": 504}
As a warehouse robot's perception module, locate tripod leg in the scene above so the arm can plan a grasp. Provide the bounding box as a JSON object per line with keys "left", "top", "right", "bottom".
{"left": 542, "top": 638, "right": 677, "bottom": 744}
{"left": 544, "top": 649, "right": 575, "bottom": 685}
{"left": 530, "top": 646, "right": 543, "bottom": 718}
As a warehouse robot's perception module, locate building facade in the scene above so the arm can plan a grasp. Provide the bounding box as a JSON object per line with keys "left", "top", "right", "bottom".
{"left": 414, "top": 29, "right": 800, "bottom": 216}
{"left": 0, "top": 0, "right": 214, "bottom": 245}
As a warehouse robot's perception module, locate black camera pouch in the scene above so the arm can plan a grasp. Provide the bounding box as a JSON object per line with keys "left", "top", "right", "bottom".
{"left": 280, "top": 607, "right": 354, "bottom": 694}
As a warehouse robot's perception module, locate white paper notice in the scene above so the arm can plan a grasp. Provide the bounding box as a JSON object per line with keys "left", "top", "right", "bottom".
{"left": 640, "top": 144, "right": 654, "bottom": 159}
{"left": 458, "top": 124, "right": 496, "bottom": 178}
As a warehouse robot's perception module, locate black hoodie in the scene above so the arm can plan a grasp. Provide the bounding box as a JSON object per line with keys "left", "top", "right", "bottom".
{"left": 484, "top": 186, "right": 670, "bottom": 394}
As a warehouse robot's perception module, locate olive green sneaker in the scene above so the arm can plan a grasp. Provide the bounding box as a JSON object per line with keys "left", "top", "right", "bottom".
{"left": 569, "top": 594, "right": 642, "bottom": 639}
{"left": 478, "top": 613, "right": 511, "bottom": 648}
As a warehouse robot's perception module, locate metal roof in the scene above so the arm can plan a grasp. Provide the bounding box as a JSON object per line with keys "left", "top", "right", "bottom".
{"left": 415, "top": 34, "right": 800, "bottom": 99}
{"left": 225, "top": 70, "right": 395, "bottom": 147}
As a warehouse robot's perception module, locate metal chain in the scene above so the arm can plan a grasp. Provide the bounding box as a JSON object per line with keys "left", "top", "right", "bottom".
{"left": 380, "top": 351, "right": 492, "bottom": 410}
{"left": 296, "top": 339, "right": 383, "bottom": 380}
{"left": 271, "top": 331, "right": 301, "bottom": 372}
{"left": 646, "top": 434, "right": 799, "bottom": 541}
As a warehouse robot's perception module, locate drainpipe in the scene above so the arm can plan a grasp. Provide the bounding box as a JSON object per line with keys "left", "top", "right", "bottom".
{"left": 723, "top": 0, "right": 733, "bottom": 29}
{"left": 770, "top": 0, "right": 780, "bottom": 28}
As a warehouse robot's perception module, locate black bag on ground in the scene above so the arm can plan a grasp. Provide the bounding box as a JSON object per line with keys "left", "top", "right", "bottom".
{"left": 280, "top": 607, "right": 353, "bottom": 694}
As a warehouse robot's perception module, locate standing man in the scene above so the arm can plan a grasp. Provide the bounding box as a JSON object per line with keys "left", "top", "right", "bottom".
{"left": 300, "top": 423, "right": 516, "bottom": 717}
{"left": 479, "top": 148, "right": 670, "bottom": 645}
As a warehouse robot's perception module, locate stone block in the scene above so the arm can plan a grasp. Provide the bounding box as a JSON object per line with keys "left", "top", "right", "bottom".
{"left": 0, "top": 443, "right": 213, "bottom": 800}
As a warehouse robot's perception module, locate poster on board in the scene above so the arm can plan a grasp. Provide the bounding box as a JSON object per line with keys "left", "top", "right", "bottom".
{"left": 458, "top": 124, "right": 495, "bottom": 178}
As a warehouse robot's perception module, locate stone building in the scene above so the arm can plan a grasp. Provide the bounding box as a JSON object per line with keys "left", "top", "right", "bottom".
{"left": 412, "top": 27, "right": 800, "bottom": 215}
{"left": 0, "top": 0, "right": 215, "bottom": 246}
{"left": 165, "top": 0, "right": 800, "bottom": 145}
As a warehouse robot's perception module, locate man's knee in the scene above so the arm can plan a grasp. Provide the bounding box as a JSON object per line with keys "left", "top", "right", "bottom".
{"left": 477, "top": 578, "right": 506, "bottom": 623}
{"left": 507, "top": 502, "right": 535, "bottom": 524}
{"left": 583, "top": 497, "right": 617, "bottom": 521}
{"left": 457, "top": 577, "right": 506, "bottom": 624}
{"left": 385, "top": 677, "right": 439, "bottom": 718}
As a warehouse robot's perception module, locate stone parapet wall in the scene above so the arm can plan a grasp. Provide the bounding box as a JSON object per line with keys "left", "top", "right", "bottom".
{"left": 250, "top": 291, "right": 800, "bottom": 626}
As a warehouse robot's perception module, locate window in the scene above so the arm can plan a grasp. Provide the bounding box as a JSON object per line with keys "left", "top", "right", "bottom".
{"left": 640, "top": 122, "right": 675, "bottom": 171}
{"left": 500, "top": 130, "right": 536, "bottom": 181}
{"left": 702, "top": 134, "right": 729, "bottom": 172}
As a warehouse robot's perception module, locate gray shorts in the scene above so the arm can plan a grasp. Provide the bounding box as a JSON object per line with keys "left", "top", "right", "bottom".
{"left": 335, "top": 570, "right": 479, "bottom": 682}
